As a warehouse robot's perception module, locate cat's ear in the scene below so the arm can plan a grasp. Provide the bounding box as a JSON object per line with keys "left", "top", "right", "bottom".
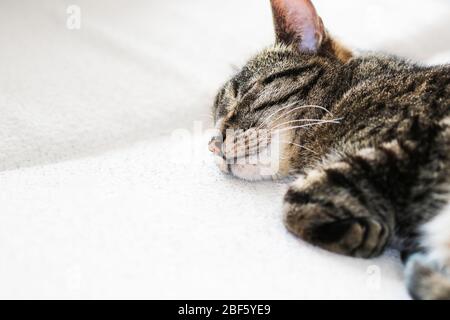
{"left": 270, "top": 0, "right": 325, "bottom": 52}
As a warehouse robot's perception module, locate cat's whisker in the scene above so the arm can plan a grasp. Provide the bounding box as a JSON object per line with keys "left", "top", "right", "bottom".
{"left": 274, "top": 120, "right": 341, "bottom": 133}
{"left": 230, "top": 127, "right": 267, "bottom": 142}
{"left": 223, "top": 130, "right": 275, "bottom": 158}
{"left": 256, "top": 101, "right": 300, "bottom": 130}
{"left": 227, "top": 130, "right": 271, "bottom": 151}
{"left": 224, "top": 119, "right": 336, "bottom": 158}
{"left": 225, "top": 136, "right": 270, "bottom": 158}
{"left": 271, "top": 118, "right": 338, "bottom": 130}
{"left": 280, "top": 140, "right": 319, "bottom": 155}
{"left": 270, "top": 105, "right": 334, "bottom": 126}
{"left": 257, "top": 104, "right": 334, "bottom": 130}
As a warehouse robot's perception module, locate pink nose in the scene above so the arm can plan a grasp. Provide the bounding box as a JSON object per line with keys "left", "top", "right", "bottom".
{"left": 208, "top": 137, "right": 223, "bottom": 155}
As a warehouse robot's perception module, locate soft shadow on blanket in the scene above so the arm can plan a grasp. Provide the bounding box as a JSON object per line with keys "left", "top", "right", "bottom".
{"left": 0, "top": 0, "right": 448, "bottom": 174}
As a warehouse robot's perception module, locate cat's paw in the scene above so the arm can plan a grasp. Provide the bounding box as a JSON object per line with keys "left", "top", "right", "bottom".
{"left": 405, "top": 253, "right": 450, "bottom": 300}
{"left": 310, "top": 218, "right": 388, "bottom": 258}
{"left": 283, "top": 187, "right": 389, "bottom": 258}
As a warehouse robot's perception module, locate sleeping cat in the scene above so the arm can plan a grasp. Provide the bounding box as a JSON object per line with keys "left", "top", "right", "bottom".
{"left": 209, "top": 0, "right": 450, "bottom": 299}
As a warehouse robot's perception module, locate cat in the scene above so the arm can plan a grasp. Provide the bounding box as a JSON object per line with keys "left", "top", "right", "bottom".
{"left": 209, "top": 0, "right": 450, "bottom": 299}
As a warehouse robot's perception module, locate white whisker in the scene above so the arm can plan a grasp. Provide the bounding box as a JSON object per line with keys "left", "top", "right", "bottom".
{"left": 270, "top": 105, "right": 334, "bottom": 125}
{"left": 271, "top": 118, "right": 340, "bottom": 130}
{"left": 256, "top": 101, "right": 300, "bottom": 129}
{"left": 280, "top": 140, "right": 319, "bottom": 155}
{"left": 275, "top": 120, "right": 341, "bottom": 133}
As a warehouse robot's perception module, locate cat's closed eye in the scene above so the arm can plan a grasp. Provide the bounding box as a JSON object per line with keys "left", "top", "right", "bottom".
{"left": 210, "top": 0, "right": 450, "bottom": 301}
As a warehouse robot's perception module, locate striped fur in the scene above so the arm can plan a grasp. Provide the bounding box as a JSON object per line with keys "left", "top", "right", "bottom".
{"left": 211, "top": 0, "right": 450, "bottom": 299}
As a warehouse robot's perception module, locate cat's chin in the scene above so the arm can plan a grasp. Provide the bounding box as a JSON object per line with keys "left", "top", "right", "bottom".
{"left": 229, "top": 164, "right": 273, "bottom": 181}
{"left": 214, "top": 156, "right": 286, "bottom": 182}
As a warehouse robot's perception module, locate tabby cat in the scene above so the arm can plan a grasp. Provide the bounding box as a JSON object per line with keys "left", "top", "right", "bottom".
{"left": 209, "top": 0, "right": 450, "bottom": 299}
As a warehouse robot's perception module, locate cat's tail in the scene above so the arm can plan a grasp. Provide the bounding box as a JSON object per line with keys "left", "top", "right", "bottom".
{"left": 405, "top": 206, "right": 450, "bottom": 300}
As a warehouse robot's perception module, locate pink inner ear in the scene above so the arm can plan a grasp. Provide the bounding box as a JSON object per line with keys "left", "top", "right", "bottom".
{"left": 272, "top": 0, "right": 324, "bottom": 52}
{"left": 288, "top": 5, "right": 319, "bottom": 51}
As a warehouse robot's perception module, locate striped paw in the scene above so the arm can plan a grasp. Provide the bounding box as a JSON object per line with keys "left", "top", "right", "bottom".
{"left": 284, "top": 187, "right": 390, "bottom": 258}
{"left": 310, "top": 217, "right": 389, "bottom": 258}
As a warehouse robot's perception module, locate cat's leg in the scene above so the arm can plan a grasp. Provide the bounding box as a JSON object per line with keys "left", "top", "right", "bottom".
{"left": 404, "top": 120, "right": 450, "bottom": 300}
{"left": 283, "top": 144, "right": 402, "bottom": 258}
{"left": 405, "top": 205, "right": 450, "bottom": 300}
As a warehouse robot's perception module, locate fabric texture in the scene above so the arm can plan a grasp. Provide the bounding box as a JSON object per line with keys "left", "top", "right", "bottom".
{"left": 0, "top": 0, "right": 449, "bottom": 299}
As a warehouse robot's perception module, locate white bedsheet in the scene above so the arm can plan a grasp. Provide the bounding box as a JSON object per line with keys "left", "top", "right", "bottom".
{"left": 0, "top": 0, "right": 449, "bottom": 299}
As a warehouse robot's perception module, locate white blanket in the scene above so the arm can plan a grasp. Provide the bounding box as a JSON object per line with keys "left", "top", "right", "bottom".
{"left": 0, "top": 0, "right": 449, "bottom": 299}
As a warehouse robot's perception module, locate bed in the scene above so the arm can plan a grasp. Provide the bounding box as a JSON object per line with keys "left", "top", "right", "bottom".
{"left": 0, "top": 0, "right": 449, "bottom": 299}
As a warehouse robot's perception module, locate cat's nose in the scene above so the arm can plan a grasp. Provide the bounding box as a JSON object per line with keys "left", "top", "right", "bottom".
{"left": 208, "top": 136, "right": 223, "bottom": 155}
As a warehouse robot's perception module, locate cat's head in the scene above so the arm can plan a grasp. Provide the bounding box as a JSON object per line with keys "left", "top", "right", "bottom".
{"left": 210, "top": 0, "right": 352, "bottom": 181}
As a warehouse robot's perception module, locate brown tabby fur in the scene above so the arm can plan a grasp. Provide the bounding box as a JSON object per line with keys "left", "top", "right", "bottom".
{"left": 211, "top": 0, "right": 450, "bottom": 299}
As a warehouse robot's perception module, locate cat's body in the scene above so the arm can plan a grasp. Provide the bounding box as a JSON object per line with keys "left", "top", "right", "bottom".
{"left": 210, "top": 0, "right": 450, "bottom": 299}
